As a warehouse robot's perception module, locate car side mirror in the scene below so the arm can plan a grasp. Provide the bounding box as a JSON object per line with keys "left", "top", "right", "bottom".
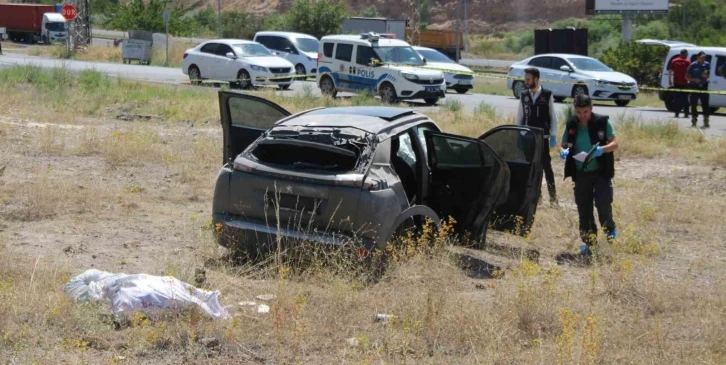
{"left": 226, "top": 52, "right": 237, "bottom": 59}
{"left": 560, "top": 65, "right": 573, "bottom": 73}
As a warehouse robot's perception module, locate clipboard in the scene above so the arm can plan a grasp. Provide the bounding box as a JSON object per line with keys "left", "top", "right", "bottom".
{"left": 580, "top": 142, "right": 600, "bottom": 172}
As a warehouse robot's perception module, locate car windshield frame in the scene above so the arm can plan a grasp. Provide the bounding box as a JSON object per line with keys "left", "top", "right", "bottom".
{"left": 417, "top": 49, "right": 454, "bottom": 64}
{"left": 293, "top": 37, "right": 319, "bottom": 53}
{"left": 567, "top": 57, "right": 613, "bottom": 72}
{"left": 232, "top": 43, "right": 274, "bottom": 57}
{"left": 374, "top": 46, "right": 425, "bottom": 66}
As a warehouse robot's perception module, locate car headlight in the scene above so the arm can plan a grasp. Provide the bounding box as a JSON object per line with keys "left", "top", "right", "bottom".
{"left": 594, "top": 80, "right": 610, "bottom": 87}
{"left": 250, "top": 65, "right": 267, "bottom": 72}
{"left": 401, "top": 72, "right": 419, "bottom": 81}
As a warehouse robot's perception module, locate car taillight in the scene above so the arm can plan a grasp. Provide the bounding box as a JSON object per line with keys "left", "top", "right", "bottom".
{"left": 183, "top": 53, "right": 188, "bottom": 59}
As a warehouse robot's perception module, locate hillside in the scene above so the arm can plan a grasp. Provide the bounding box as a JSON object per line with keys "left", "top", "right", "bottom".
{"left": 176, "top": 0, "right": 587, "bottom": 33}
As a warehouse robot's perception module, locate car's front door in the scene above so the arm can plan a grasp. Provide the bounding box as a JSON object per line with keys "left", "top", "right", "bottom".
{"left": 215, "top": 44, "right": 238, "bottom": 82}
{"left": 479, "top": 126, "right": 544, "bottom": 235}
{"left": 218, "top": 91, "right": 291, "bottom": 164}
{"left": 423, "top": 131, "right": 510, "bottom": 238}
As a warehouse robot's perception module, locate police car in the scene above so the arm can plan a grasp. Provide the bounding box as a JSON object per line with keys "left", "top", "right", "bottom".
{"left": 315, "top": 33, "right": 446, "bottom": 105}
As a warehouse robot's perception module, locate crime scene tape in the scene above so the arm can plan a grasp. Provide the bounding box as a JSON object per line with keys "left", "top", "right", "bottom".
{"left": 189, "top": 62, "right": 726, "bottom": 95}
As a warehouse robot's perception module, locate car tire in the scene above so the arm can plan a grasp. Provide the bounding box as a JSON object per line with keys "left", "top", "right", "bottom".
{"left": 278, "top": 84, "right": 291, "bottom": 90}
{"left": 295, "top": 64, "right": 306, "bottom": 77}
{"left": 42, "top": 35, "right": 47, "bottom": 45}
{"left": 238, "top": 69, "right": 252, "bottom": 90}
{"left": 454, "top": 87, "right": 468, "bottom": 94}
{"left": 424, "top": 98, "right": 439, "bottom": 106}
{"left": 571, "top": 84, "right": 589, "bottom": 98}
{"left": 379, "top": 82, "right": 398, "bottom": 104}
{"left": 188, "top": 65, "right": 201, "bottom": 85}
{"left": 553, "top": 96, "right": 565, "bottom": 103}
{"left": 615, "top": 100, "right": 630, "bottom": 107}
{"left": 512, "top": 81, "right": 525, "bottom": 98}
{"left": 320, "top": 75, "right": 337, "bottom": 98}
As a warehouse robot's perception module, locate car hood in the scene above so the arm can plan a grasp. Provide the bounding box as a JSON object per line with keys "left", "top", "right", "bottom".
{"left": 577, "top": 70, "right": 636, "bottom": 84}
{"left": 241, "top": 56, "right": 294, "bottom": 68}
{"left": 423, "top": 62, "right": 473, "bottom": 74}
{"left": 387, "top": 65, "right": 444, "bottom": 78}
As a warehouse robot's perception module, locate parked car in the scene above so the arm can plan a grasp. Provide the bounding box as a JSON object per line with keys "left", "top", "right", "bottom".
{"left": 316, "top": 33, "right": 446, "bottom": 105}
{"left": 657, "top": 46, "right": 726, "bottom": 114}
{"left": 412, "top": 46, "right": 475, "bottom": 94}
{"left": 506, "top": 53, "right": 639, "bottom": 106}
{"left": 211, "top": 91, "right": 545, "bottom": 260}
{"left": 182, "top": 39, "right": 296, "bottom": 90}
{"left": 253, "top": 31, "right": 319, "bottom": 77}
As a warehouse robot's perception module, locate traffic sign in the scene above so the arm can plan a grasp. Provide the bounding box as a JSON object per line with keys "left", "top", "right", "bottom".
{"left": 61, "top": 4, "right": 78, "bottom": 21}
{"left": 162, "top": 9, "right": 171, "bottom": 23}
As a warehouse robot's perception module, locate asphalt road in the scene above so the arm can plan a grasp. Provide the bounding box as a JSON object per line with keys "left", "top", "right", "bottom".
{"left": 1, "top": 53, "right": 724, "bottom": 137}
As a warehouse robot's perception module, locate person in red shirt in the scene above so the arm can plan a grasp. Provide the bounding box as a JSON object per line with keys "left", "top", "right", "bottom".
{"left": 669, "top": 49, "right": 692, "bottom": 118}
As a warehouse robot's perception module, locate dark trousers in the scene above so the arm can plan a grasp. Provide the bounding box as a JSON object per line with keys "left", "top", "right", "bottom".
{"left": 689, "top": 84, "right": 710, "bottom": 123}
{"left": 673, "top": 85, "right": 690, "bottom": 116}
{"left": 542, "top": 139, "right": 556, "bottom": 200}
{"left": 574, "top": 171, "right": 615, "bottom": 246}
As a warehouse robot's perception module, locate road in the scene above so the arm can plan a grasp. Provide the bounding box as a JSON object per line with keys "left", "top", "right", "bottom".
{"left": 0, "top": 53, "right": 724, "bottom": 137}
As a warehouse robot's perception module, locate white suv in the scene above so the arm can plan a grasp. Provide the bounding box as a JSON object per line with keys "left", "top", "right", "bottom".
{"left": 182, "top": 39, "right": 296, "bottom": 90}
{"left": 254, "top": 31, "right": 319, "bottom": 78}
{"left": 316, "top": 33, "right": 446, "bottom": 105}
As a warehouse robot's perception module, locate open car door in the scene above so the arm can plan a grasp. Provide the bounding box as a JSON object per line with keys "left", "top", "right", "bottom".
{"left": 424, "top": 131, "right": 510, "bottom": 239}
{"left": 479, "top": 126, "right": 544, "bottom": 235}
{"left": 218, "top": 91, "right": 291, "bottom": 164}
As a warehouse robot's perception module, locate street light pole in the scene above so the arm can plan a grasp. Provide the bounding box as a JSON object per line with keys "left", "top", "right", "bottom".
{"left": 217, "top": 0, "right": 222, "bottom": 38}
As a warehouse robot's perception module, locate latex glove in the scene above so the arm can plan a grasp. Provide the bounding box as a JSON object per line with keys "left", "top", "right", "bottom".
{"left": 592, "top": 146, "right": 604, "bottom": 158}
{"left": 549, "top": 135, "right": 557, "bottom": 148}
{"left": 559, "top": 148, "right": 569, "bottom": 160}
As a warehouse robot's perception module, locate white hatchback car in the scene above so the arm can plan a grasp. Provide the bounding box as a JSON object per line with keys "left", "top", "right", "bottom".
{"left": 182, "top": 39, "right": 296, "bottom": 90}
{"left": 413, "top": 46, "right": 475, "bottom": 94}
{"left": 253, "top": 31, "right": 319, "bottom": 78}
{"left": 506, "top": 54, "right": 639, "bottom": 106}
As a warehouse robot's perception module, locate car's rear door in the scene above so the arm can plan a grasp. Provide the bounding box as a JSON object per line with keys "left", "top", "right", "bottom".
{"left": 424, "top": 131, "right": 510, "bottom": 238}
{"left": 479, "top": 126, "right": 543, "bottom": 235}
{"left": 218, "top": 91, "right": 291, "bottom": 164}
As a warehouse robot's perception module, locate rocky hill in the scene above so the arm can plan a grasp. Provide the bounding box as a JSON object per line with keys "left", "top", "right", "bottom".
{"left": 178, "top": 0, "right": 587, "bottom": 33}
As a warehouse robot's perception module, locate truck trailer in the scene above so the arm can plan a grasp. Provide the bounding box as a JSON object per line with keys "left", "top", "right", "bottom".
{"left": 0, "top": 3, "right": 67, "bottom": 44}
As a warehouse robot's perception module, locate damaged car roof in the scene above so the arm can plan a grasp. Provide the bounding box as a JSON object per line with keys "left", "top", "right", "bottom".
{"left": 275, "top": 106, "right": 424, "bottom": 135}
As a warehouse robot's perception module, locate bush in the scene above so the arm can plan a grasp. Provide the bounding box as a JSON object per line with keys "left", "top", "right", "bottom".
{"left": 286, "top": 0, "right": 348, "bottom": 39}
{"left": 600, "top": 41, "right": 665, "bottom": 87}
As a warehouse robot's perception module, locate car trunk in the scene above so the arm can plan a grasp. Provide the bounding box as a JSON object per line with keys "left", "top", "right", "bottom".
{"left": 226, "top": 127, "right": 377, "bottom": 237}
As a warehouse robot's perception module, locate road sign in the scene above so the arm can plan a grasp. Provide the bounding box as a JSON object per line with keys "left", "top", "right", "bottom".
{"left": 61, "top": 4, "right": 78, "bottom": 21}
{"left": 162, "top": 9, "right": 171, "bottom": 23}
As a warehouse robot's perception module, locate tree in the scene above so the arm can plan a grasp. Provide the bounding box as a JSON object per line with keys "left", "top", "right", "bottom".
{"left": 601, "top": 41, "right": 665, "bottom": 87}
{"left": 221, "top": 11, "right": 263, "bottom": 39}
{"left": 286, "top": 0, "right": 347, "bottom": 39}
{"left": 107, "top": 0, "right": 195, "bottom": 36}
{"left": 360, "top": 5, "right": 379, "bottom": 18}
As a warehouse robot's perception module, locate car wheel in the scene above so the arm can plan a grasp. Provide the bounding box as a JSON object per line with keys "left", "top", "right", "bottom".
{"left": 188, "top": 65, "right": 201, "bottom": 85}
{"left": 454, "top": 88, "right": 468, "bottom": 94}
{"left": 424, "top": 98, "right": 439, "bottom": 106}
{"left": 512, "top": 81, "right": 525, "bottom": 98}
{"left": 295, "top": 64, "right": 306, "bottom": 76}
{"left": 320, "top": 75, "right": 337, "bottom": 98}
{"left": 278, "top": 84, "right": 291, "bottom": 90}
{"left": 571, "top": 84, "right": 589, "bottom": 98}
{"left": 615, "top": 100, "right": 630, "bottom": 107}
{"left": 238, "top": 70, "right": 252, "bottom": 90}
{"left": 663, "top": 91, "right": 677, "bottom": 112}
{"left": 42, "top": 35, "right": 47, "bottom": 44}
{"left": 553, "top": 96, "right": 565, "bottom": 103}
{"left": 379, "top": 82, "right": 398, "bottom": 104}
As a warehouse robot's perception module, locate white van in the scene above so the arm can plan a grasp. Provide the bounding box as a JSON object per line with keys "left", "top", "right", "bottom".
{"left": 658, "top": 46, "right": 726, "bottom": 113}
{"left": 41, "top": 13, "right": 67, "bottom": 44}
{"left": 315, "top": 33, "right": 446, "bottom": 105}
{"left": 253, "top": 31, "right": 319, "bottom": 77}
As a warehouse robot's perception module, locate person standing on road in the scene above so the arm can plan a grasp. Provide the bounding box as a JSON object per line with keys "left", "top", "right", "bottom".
{"left": 686, "top": 51, "right": 711, "bottom": 128}
{"left": 669, "top": 49, "right": 691, "bottom": 118}
{"left": 558, "top": 94, "right": 618, "bottom": 262}
{"left": 516, "top": 67, "right": 559, "bottom": 205}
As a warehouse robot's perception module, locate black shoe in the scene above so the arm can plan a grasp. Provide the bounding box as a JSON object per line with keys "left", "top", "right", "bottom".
{"left": 692, "top": 120, "right": 698, "bottom": 127}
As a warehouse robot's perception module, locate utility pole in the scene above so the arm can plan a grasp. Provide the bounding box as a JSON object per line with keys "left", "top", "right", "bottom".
{"left": 455, "top": 0, "right": 460, "bottom": 62}
{"left": 622, "top": 13, "right": 632, "bottom": 42}
{"left": 464, "top": 0, "right": 468, "bottom": 54}
{"left": 217, "top": 0, "right": 222, "bottom": 38}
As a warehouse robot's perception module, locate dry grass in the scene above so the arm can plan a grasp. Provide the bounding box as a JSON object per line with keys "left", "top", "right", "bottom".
{"left": 0, "top": 65, "right": 725, "bottom": 363}
{"left": 28, "top": 41, "right": 196, "bottom": 68}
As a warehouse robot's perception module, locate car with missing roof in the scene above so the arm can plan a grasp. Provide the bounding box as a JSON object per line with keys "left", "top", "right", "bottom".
{"left": 182, "top": 39, "right": 296, "bottom": 90}
{"left": 211, "top": 91, "right": 545, "bottom": 259}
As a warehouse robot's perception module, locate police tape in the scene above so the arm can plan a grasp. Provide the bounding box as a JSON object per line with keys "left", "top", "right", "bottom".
{"left": 188, "top": 65, "right": 726, "bottom": 95}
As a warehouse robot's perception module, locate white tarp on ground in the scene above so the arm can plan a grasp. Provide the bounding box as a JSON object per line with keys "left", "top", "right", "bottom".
{"left": 63, "top": 269, "right": 230, "bottom": 320}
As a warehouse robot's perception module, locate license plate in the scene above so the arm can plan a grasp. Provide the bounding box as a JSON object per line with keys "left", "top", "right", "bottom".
{"left": 425, "top": 86, "right": 440, "bottom": 92}
{"left": 618, "top": 95, "right": 633, "bottom": 100}
{"left": 457, "top": 80, "right": 472, "bottom": 85}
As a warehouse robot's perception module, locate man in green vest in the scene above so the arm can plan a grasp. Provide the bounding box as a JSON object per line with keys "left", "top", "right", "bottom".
{"left": 558, "top": 94, "right": 619, "bottom": 263}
